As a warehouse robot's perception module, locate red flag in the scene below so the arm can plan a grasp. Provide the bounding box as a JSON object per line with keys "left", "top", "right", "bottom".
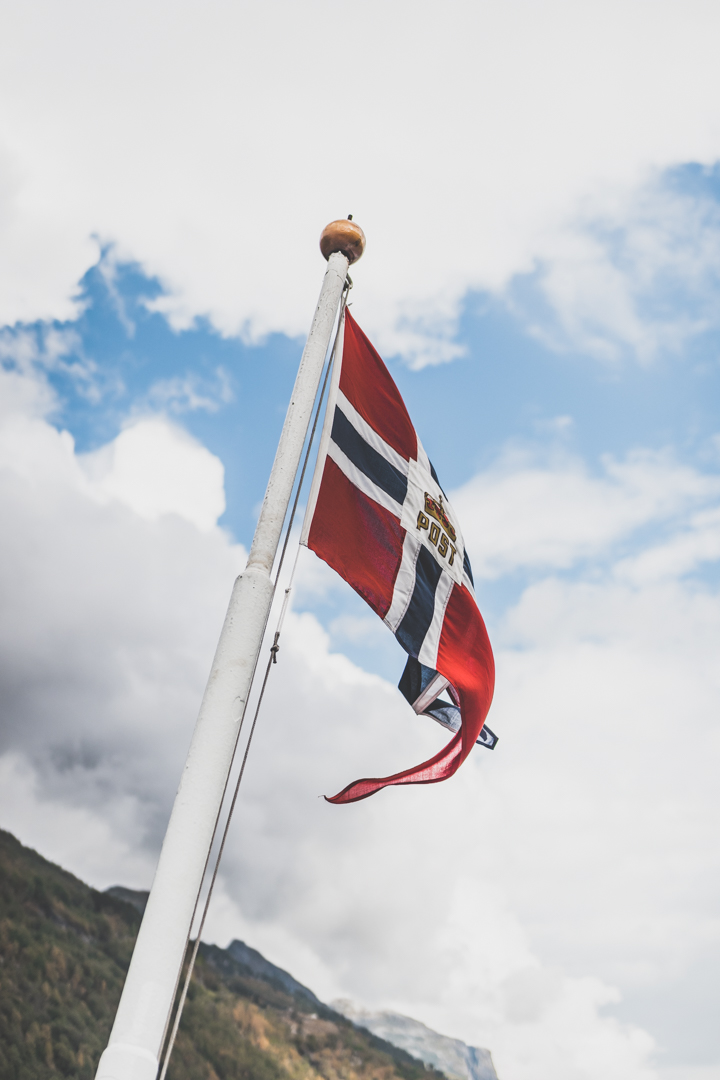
{"left": 301, "top": 311, "right": 495, "bottom": 803}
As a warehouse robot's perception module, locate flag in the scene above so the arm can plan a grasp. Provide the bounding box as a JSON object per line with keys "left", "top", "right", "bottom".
{"left": 301, "top": 310, "right": 495, "bottom": 804}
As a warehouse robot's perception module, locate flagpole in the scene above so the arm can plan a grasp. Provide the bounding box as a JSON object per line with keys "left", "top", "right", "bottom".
{"left": 96, "top": 219, "right": 366, "bottom": 1080}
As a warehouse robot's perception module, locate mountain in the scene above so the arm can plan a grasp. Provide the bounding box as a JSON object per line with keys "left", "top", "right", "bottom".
{"left": 0, "top": 827, "right": 456, "bottom": 1080}
{"left": 212, "top": 939, "right": 321, "bottom": 1006}
{"left": 103, "top": 891, "right": 320, "bottom": 1004}
{"left": 332, "top": 1003, "right": 498, "bottom": 1080}
{"left": 104, "top": 886, "right": 149, "bottom": 914}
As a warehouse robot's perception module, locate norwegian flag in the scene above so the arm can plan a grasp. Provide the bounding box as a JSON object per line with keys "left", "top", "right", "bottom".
{"left": 301, "top": 310, "right": 496, "bottom": 804}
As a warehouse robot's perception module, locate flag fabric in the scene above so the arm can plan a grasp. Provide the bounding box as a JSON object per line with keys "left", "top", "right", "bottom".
{"left": 301, "top": 310, "right": 495, "bottom": 804}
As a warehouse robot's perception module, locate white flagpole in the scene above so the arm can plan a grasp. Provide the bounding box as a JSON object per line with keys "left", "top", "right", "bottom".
{"left": 96, "top": 220, "right": 365, "bottom": 1080}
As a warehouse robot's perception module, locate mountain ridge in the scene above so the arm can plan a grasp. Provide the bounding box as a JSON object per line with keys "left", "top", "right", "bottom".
{"left": 0, "top": 827, "right": 497, "bottom": 1080}
{"left": 0, "top": 828, "right": 450, "bottom": 1080}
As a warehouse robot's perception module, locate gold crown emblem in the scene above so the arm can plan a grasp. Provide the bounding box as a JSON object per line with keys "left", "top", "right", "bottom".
{"left": 423, "top": 492, "right": 456, "bottom": 543}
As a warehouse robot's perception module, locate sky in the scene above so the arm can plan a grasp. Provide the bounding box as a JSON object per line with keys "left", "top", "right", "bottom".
{"left": 0, "top": 3, "right": 719, "bottom": 1079}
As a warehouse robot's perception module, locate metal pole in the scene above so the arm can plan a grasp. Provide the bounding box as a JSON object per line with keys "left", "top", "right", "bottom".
{"left": 96, "top": 222, "right": 364, "bottom": 1080}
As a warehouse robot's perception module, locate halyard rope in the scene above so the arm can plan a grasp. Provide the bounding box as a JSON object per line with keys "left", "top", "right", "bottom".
{"left": 157, "top": 278, "right": 350, "bottom": 1079}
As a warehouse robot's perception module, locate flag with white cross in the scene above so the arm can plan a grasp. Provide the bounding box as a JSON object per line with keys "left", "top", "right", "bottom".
{"left": 301, "top": 309, "right": 496, "bottom": 804}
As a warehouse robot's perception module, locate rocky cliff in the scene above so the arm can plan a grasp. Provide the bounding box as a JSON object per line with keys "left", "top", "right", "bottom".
{"left": 332, "top": 1003, "right": 497, "bottom": 1080}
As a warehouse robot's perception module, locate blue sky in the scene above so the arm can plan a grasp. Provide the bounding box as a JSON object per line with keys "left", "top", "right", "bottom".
{"left": 1, "top": 4, "right": 720, "bottom": 1079}
{"left": 27, "top": 186, "right": 720, "bottom": 668}
{"left": 42, "top": 163, "right": 720, "bottom": 512}
{"left": 45, "top": 211, "right": 720, "bottom": 518}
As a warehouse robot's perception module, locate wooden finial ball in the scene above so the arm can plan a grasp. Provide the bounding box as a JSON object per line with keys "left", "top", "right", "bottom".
{"left": 320, "top": 219, "right": 366, "bottom": 264}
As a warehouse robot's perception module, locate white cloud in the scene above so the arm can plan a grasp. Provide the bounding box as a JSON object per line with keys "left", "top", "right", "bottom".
{"left": 80, "top": 416, "right": 226, "bottom": 530}
{"left": 453, "top": 447, "right": 720, "bottom": 579}
{"left": 614, "top": 506, "right": 720, "bottom": 585}
{"left": 146, "top": 367, "right": 234, "bottom": 414}
{"left": 226, "top": 560, "right": 720, "bottom": 1064}
{"left": 2, "top": 2, "right": 720, "bottom": 362}
{"left": 191, "top": 604, "right": 663, "bottom": 1080}
{"left": 0, "top": 363, "right": 244, "bottom": 845}
{"left": 0, "top": 753, "right": 155, "bottom": 890}
{"left": 521, "top": 177, "right": 720, "bottom": 362}
{"left": 662, "top": 1071, "right": 720, "bottom": 1080}
{"left": 1, "top": 354, "right": 720, "bottom": 1076}
{"left": 0, "top": 322, "right": 93, "bottom": 388}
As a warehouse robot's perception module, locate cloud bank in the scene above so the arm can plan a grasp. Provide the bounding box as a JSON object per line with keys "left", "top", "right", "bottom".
{"left": 3, "top": 1, "right": 720, "bottom": 362}
{"left": 1, "top": 346, "right": 719, "bottom": 1079}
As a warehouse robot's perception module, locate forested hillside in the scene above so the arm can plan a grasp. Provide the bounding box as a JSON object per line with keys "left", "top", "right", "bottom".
{"left": 0, "top": 829, "right": 443, "bottom": 1080}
